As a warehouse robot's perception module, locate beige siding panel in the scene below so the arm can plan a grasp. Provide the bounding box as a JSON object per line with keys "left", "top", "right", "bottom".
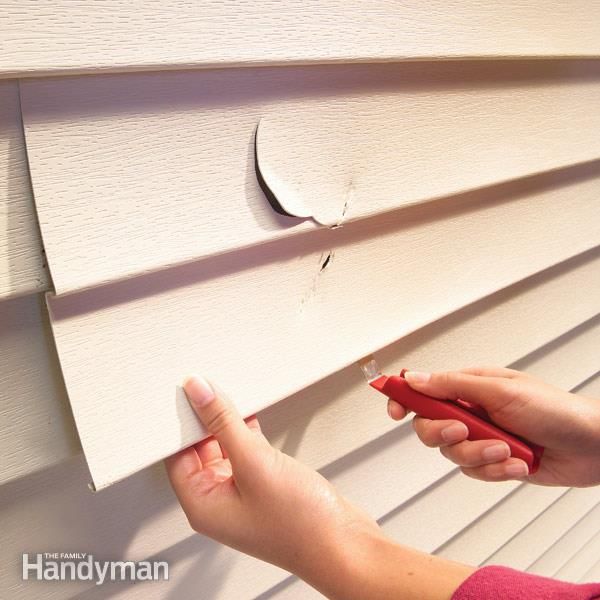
{"left": 2, "top": 318, "right": 598, "bottom": 600}
{"left": 510, "top": 314, "right": 600, "bottom": 387}
{"left": 554, "top": 531, "right": 600, "bottom": 582}
{"left": 527, "top": 502, "right": 600, "bottom": 577}
{"left": 435, "top": 485, "right": 569, "bottom": 565}
{"left": 2, "top": 2, "right": 600, "bottom": 78}
{"left": 5, "top": 246, "right": 598, "bottom": 488}
{"left": 483, "top": 488, "right": 600, "bottom": 571}
{"left": 0, "top": 293, "right": 77, "bottom": 484}
{"left": 19, "top": 62, "right": 600, "bottom": 293}
{"left": 576, "top": 371, "right": 600, "bottom": 397}
{"left": 0, "top": 80, "right": 47, "bottom": 299}
{"left": 44, "top": 190, "right": 600, "bottom": 488}
{"left": 580, "top": 557, "right": 600, "bottom": 583}
{"left": 381, "top": 473, "right": 519, "bottom": 552}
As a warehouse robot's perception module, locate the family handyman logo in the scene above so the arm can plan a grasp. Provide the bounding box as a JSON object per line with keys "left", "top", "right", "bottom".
{"left": 22, "top": 553, "right": 169, "bottom": 585}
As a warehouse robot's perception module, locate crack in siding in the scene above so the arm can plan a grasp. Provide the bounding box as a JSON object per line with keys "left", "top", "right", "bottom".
{"left": 330, "top": 178, "right": 354, "bottom": 229}
{"left": 301, "top": 250, "right": 335, "bottom": 308}
{"left": 320, "top": 251, "right": 333, "bottom": 272}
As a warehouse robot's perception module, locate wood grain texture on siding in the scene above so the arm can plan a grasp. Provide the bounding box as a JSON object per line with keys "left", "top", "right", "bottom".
{"left": 580, "top": 556, "right": 600, "bottom": 584}
{"left": 527, "top": 502, "right": 600, "bottom": 577}
{"left": 5, "top": 245, "right": 597, "bottom": 491}
{"left": 483, "top": 488, "right": 600, "bottom": 571}
{"left": 510, "top": 313, "right": 600, "bottom": 388}
{"left": 2, "top": 1, "right": 600, "bottom": 78}
{"left": 0, "top": 80, "right": 47, "bottom": 299}
{"left": 380, "top": 473, "right": 519, "bottom": 553}
{"left": 20, "top": 61, "right": 600, "bottom": 293}
{"left": 554, "top": 531, "right": 600, "bottom": 582}
{"left": 435, "top": 485, "right": 569, "bottom": 565}
{"left": 1, "top": 318, "right": 597, "bottom": 600}
{"left": 575, "top": 371, "right": 600, "bottom": 397}
{"left": 0, "top": 293, "right": 77, "bottom": 484}
{"left": 44, "top": 185, "right": 600, "bottom": 488}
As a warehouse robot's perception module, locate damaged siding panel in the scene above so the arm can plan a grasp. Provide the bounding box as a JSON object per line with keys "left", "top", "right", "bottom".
{"left": 2, "top": 318, "right": 598, "bottom": 600}
{"left": 3, "top": 246, "right": 598, "bottom": 485}
{"left": 19, "top": 61, "right": 600, "bottom": 294}
{"left": 0, "top": 293, "right": 77, "bottom": 484}
{"left": 0, "top": 81, "right": 48, "bottom": 299}
{"left": 44, "top": 183, "right": 600, "bottom": 489}
{"left": 46, "top": 189, "right": 600, "bottom": 490}
{"left": 2, "top": 1, "right": 600, "bottom": 78}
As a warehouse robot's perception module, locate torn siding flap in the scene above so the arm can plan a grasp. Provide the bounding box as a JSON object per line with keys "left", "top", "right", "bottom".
{"left": 254, "top": 119, "right": 351, "bottom": 227}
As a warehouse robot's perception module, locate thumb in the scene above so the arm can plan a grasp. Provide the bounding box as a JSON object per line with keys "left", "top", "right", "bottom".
{"left": 184, "top": 375, "right": 257, "bottom": 463}
{"left": 403, "top": 370, "right": 515, "bottom": 413}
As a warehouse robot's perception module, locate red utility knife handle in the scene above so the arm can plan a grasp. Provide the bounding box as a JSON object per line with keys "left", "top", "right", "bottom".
{"left": 371, "top": 373, "right": 543, "bottom": 474}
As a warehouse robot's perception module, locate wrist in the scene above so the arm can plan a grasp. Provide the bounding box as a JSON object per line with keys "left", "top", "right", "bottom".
{"left": 297, "top": 510, "right": 473, "bottom": 600}
{"left": 298, "top": 516, "right": 385, "bottom": 600}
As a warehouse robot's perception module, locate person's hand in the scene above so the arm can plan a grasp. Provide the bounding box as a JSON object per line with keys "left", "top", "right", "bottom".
{"left": 165, "top": 376, "right": 473, "bottom": 600}
{"left": 387, "top": 367, "right": 600, "bottom": 487}
{"left": 164, "top": 376, "right": 379, "bottom": 585}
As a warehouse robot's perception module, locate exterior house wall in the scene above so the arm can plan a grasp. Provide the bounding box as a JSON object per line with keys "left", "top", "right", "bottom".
{"left": 1, "top": 4, "right": 599, "bottom": 598}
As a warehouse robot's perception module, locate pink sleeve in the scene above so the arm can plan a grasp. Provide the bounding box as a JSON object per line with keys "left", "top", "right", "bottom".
{"left": 452, "top": 566, "right": 600, "bottom": 600}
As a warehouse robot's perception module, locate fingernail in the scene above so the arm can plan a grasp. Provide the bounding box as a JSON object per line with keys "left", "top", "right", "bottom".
{"left": 441, "top": 423, "right": 468, "bottom": 443}
{"left": 183, "top": 376, "right": 215, "bottom": 408}
{"left": 482, "top": 443, "right": 510, "bottom": 462}
{"left": 404, "top": 370, "right": 431, "bottom": 384}
{"left": 505, "top": 461, "right": 529, "bottom": 478}
{"left": 387, "top": 400, "right": 393, "bottom": 418}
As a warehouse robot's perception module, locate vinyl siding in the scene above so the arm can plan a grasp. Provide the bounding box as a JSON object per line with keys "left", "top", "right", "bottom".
{"left": 2, "top": 1, "right": 600, "bottom": 78}
{"left": 0, "top": 6, "right": 599, "bottom": 599}
{"left": 19, "top": 61, "right": 600, "bottom": 293}
{"left": 0, "top": 80, "right": 48, "bottom": 299}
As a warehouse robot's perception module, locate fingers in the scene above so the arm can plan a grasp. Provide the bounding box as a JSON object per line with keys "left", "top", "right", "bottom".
{"left": 184, "top": 376, "right": 259, "bottom": 466}
{"left": 245, "top": 415, "right": 266, "bottom": 439}
{"left": 458, "top": 366, "right": 521, "bottom": 379}
{"left": 164, "top": 446, "right": 202, "bottom": 492}
{"left": 404, "top": 369, "right": 516, "bottom": 412}
{"left": 387, "top": 399, "right": 408, "bottom": 421}
{"left": 439, "top": 439, "right": 511, "bottom": 467}
{"left": 461, "top": 458, "right": 530, "bottom": 481}
{"left": 413, "top": 417, "right": 469, "bottom": 446}
{"left": 194, "top": 437, "right": 223, "bottom": 465}
{"left": 412, "top": 416, "right": 529, "bottom": 479}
